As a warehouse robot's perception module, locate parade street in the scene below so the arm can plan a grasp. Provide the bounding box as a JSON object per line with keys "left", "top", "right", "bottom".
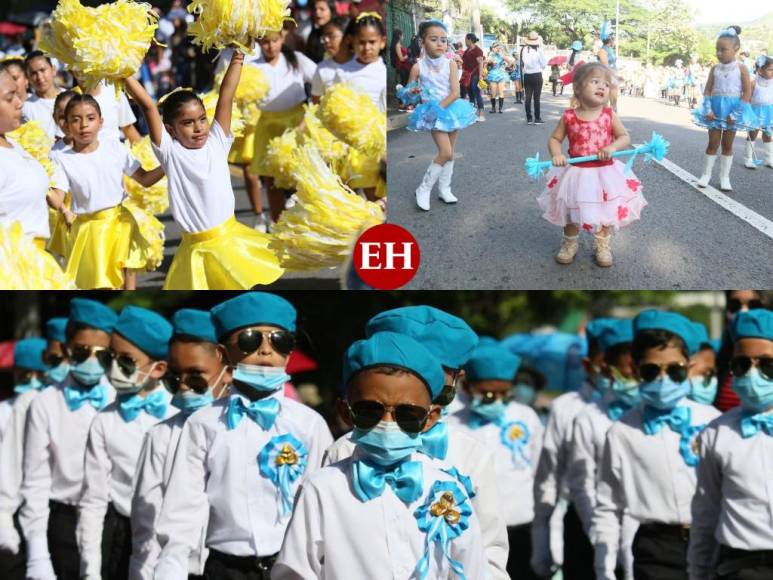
{"left": 388, "top": 92, "right": 773, "bottom": 289}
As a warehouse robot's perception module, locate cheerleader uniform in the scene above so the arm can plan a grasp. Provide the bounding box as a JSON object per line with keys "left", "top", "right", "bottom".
{"left": 750, "top": 74, "right": 773, "bottom": 167}
{"left": 248, "top": 51, "right": 316, "bottom": 178}
{"left": 151, "top": 120, "right": 283, "bottom": 289}
{"left": 50, "top": 139, "right": 164, "bottom": 289}
{"left": 537, "top": 107, "right": 647, "bottom": 231}
{"left": 485, "top": 53, "right": 508, "bottom": 83}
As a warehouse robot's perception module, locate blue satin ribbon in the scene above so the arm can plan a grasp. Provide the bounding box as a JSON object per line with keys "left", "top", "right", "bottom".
{"left": 117, "top": 390, "right": 167, "bottom": 422}
{"left": 499, "top": 420, "right": 531, "bottom": 468}
{"left": 420, "top": 421, "right": 449, "bottom": 460}
{"left": 63, "top": 384, "right": 108, "bottom": 412}
{"left": 257, "top": 433, "right": 308, "bottom": 517}
{"left": 606, "top": 400, "right": 633, "bottom": 422}
{"left": 351, "top": 458, "right": 424, "bottom": 504}
{"left": 441, "top": 467, "right": 476, "bottom": 499}
{"left": 740, "top": 412, "right": 773, "bottom": 438}
{"left": 467, "top": 410, "right": 506, "bottom": 430}
{"left": 642, "top": 406, "right": 706, "bottom": 467}
{"left": 414, "top": 480, "right": 471, "bottom": 580}
{"left": 226, "top": 395, "right": 280, "bottom": 431}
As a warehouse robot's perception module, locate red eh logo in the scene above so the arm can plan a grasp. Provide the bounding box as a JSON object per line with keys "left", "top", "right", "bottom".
{"left": 353, "top": 224, "right": 421, "bottom": 290}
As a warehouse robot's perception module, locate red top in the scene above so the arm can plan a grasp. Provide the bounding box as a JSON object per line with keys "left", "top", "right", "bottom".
{"left": 462, "top": 45, "right": 484, "bottom": 74}
{"left": 564, "top": 106, "right": 614, "bottom": 167}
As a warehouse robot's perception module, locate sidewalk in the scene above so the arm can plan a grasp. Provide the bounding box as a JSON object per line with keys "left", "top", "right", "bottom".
{"left": 388, "top": 106, "right": 410, "bottom": 132}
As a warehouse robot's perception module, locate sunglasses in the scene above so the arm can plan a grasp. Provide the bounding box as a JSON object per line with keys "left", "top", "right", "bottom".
{"left": 95, "top": 350, "right": 146, "bottom": 377}
{"left": 44, "top": 353, "right": 65, "bottom": 367}
{"left": 433, "top": 370, "right": 462, "bottom": 407}
{"left": 347, "top": 400, "right": 430, "bottom": 434}
{"left": 638, "top": 362, "right": 689, "bottom": 384}
{"left": 163, "top": 370, "right": 211, "bottom": 394}
{"left": 233, "top": 328, "right": 295, "bottom": 356}
{"left": 730, "top": 356, "right": 773, "bottom": 380}
{"left": 727, "top": 298, "right": 764, "bottom": 314}
{"left": 69, "top": 345, "right": 109, "bottom": 365}
{"left": 474, "top": 390, "right": 514, "bottom": 405}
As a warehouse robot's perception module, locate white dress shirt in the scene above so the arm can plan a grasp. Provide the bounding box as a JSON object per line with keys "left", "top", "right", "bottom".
{"left": 521, "top": 45, "right": 547, "bottom": 75}
{"left": 446, "top": 401, "right": 544, "bottom": 527}
{"left": 322, "top": 421, "right": 510, "bottom": 580}
{"left": 78, "top": 385, "right": 176, "bottom": 578}
{"left": 688, "top": 407, "right": 773, "bottom": 580}
{"left": 593, "top": 397, "right": 721, "bottom": 580}
{"left": 154, "top": 389, "right": 333, "bottom": 579}
{"left": 0, "top": 397, "right": 15, "bottom": 443}
{"left": 130, "top": 412, "right": 208, "bottom": 580}
{"left": 19, "top": 375, "right": 115, "bottom": 563}
{"left": 272, "top": 452, "right": 487, "bottom": 580}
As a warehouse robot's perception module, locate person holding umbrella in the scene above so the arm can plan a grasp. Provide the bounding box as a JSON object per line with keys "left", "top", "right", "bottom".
{"left": 520, "top": 31, "right": 546, "bottom": 124}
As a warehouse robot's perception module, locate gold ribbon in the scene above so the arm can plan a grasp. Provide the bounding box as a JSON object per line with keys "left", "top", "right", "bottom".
{"left": 275, "top": 443, "right": 299, "bottom": 466}
{"left": 430, "top": 491, "right": 461, "bottom": 525}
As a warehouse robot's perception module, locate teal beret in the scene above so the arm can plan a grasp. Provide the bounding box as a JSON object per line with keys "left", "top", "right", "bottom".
{"left": 14, "top": 338, "right": 48, "bottom": 372}
{"left": 463, "top": 343, "right": 521, "bottom": 382}
{"left": 69, "top": 298, "right": 117, "bottom": 334}
{"left": 634, "top": 310, "right": 695, "bottom": 354}
{"left": 211, "top": 292, "right": 297, "bottom": 340}
{"left": 731, "top": 309, "right": 773, "bottom": 341}
{"left": 593, "top": 318, "right": 634, "bottom": 352}
{"left": 343, "top": 331, "right": 445, "bottom": 399}
{"left": 114, "top": 306, "right": 173, "bottom": 360}
{"left": 366, "top": 306, "right": 478, "bottom": 369}
{"left": 171, "top": 309, "right": 217, "bottom": 343}
{"left": 476, "top": 336, "right": 500, "bottom": 347}
{"left": 689, "top": 322, "right": 711, "bottom": 354}
{"left": 46, "top": 318, "right": 68, "bottom": 343}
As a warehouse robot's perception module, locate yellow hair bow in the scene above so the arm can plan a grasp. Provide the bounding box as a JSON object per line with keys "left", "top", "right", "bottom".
{"left": 356, "top": 11, "right": 382, "bottom": 22}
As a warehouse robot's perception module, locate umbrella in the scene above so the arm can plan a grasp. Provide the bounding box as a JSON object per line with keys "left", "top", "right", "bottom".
{"left": 6, "top": 11, "right": 50, "bottom": 27}
{"left": 0, "top": 22, "right": 27, "bottom": 36}
{"left": 547, "top": 55, "right": 567, "bottom": 66}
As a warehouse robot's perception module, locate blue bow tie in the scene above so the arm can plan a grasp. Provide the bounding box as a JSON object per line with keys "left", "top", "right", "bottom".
{"left": 352, "top": 459, "right": 424, "bottom": 504}
{"left": 642, "top": 405, "right": 691, "bottom": 436}
{"left": 740, "top": 412, "right": 773, "bottom": 438}
{"left": 607, "top": 400, "right": 632, "bottom": 422}
{"left": 64, "top": 385, "right": 107, "bottom": 412}
{"left": 118, "top": 390, "right": 168, "bottom": 423}
{"left": 226, "top": 395, "right": 280, "bottom": 431}
{"left": 420, "top": 421, "right": 449, "bottom": 460}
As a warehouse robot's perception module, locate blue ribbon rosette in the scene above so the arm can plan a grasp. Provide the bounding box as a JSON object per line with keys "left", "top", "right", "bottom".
{"left": 413, "top": 480, "right": 473, "bottom": 580}
{"left": 499, "top": 420, "right": 531, "bottom": 468}
{"left": 257, "top": 433, "right": 308, "bottom": 517}
{"left": 678, "top": 424, "right": 706, "bottom": 467}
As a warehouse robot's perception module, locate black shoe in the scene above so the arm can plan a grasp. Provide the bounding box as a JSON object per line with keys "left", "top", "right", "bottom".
{"left": 534, "top": 118, "right": 545, "bottom": 124}
{"left": 490, "top": 108, "right": 497, "bottom": 114}
{"left": 526, "top": 118, "right": 534, "bottom": 125}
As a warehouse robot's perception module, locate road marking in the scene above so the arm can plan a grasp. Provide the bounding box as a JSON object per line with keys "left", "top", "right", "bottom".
{"left": 643, "top": 149, "right": 773, "bottom": 241}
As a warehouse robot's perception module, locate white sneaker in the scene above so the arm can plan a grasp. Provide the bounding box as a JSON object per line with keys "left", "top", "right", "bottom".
{"left": 252, "top": 214, "right": 268, "bottom": 233}
{"left": 285, "top": 194, "right": 298, "bottom": 209}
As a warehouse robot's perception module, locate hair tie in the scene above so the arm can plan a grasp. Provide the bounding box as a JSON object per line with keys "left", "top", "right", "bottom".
{"left": 718, "top": 27, "right": 737, "bottom": 38}
{"left": 356, "top": 11, "right": 382, "bottom": 22}
{"left": 756, "top": 55, "right": 769, "bottom": 68}
{"left": 157, "top": 86, "right": 194, "bottom": 106}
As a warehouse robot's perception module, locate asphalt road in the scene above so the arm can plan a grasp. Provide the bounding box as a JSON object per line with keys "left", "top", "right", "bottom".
{"left": 387, "top": 91, "right": 773, "bottom": 289}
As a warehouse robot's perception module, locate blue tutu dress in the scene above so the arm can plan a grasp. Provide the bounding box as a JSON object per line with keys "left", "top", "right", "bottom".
{"left": 486, "top": 53, "right": 508, "bottom": 83}
{"left": 751, "top": 75, "right": 773, "bottom": 134}
{"left": 692, "top": 62, "right": 758, "bottom": 131}
{"left": 406, "top": 55, "right": 477, "bottom": 133}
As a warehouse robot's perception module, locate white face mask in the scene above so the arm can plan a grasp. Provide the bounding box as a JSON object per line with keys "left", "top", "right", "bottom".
{"left": 109, "top": 359, "right": 158, "bottom": 394}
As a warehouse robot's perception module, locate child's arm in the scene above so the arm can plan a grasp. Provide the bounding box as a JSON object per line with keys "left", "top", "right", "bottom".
{"left": 214, "top": 49, "right": 245, "bottom": 135}
{"left": 739, "top": 65, "right": 752, "bottom": 102}
{"left": 129, "top": 166, "right": 165, "bottom": 188}
{"left": 703, "top": 66, "right": 715, "bottom": 96}
{"left": 121, "top": 124, "right": 142, "bottom": 144}
{"left": 407, "top": 62, "right": 420, "bottom": 85}
{"left": 439, "top": 60, "right": 460, "bottom": 108}
{"left": 123, "top": 76, "right": 164, "bottom": 148}
{"left": 598, "top": 112, "right": 631, "bottom": 160}
{"left": 548, "top": 116, "right": 567, "bottom": 166}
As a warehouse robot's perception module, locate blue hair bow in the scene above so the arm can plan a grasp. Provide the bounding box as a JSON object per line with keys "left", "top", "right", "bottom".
{"left": 756, "top": 55, "right": 769, "bottom": 69}
{"left": 718, "top": 27, "right": 737, "bottom": 38}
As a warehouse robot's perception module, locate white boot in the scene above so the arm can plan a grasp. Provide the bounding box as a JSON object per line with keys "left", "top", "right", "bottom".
{"left": 696, "top": 154, "right": 716, "bottom": 188}
{"left": 415, "top": 163, "right": 442, "bottom": 211}
{"left": 719, "top": 155, "right": 733, "bottom": 191}
{"left": 437, "top": 161, "right": 458, "bottom": 204}
{"left": 765, "top": 140, "right": 773, "bottom": 168}
{"left": 744, "top": 140, "right": 757, "bottom": 169}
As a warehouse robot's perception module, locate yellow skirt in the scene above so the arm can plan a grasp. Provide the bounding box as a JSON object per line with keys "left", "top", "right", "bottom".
{"left": 249, "top": 105, "right": 305, "bottom": 177}
{"left": 343, "top": 148, "right": 382, "bottom": 191}
{"left": 0, "top": 222, "right": 75, "bottom": 289}
{"left": 47, "top": 192, "right": 72, "bottom": 258}
{"left": 227, "top": 123, "right": 257, "bottom": 165}
{"left": 163, "top": 216, "right": 283, "bottom": 290}
{"left": 65, "top": 203, "right": 165, "bottom": 289}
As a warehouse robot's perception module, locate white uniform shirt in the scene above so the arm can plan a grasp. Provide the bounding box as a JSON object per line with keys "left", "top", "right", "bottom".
{"left": 92, "top": 81, "right": 137, "bottom": 143}
{"left": 154, "top": 389, "right": 333, "bottom": 579}
{"left": 335, "top": 57, "right": 387, "bottom": 112}
{"left": 130, "top": 412, "right": 208, "bottom": 580}
{"left": 78, "top": 386, "right": 177, "bottom": 578}
{"left": 688, "top": 407, "right": 773, "bottom": 580}
{"left": 310, "top": 58, "right": 344, "bottom": 97}
{"left": 0, "top": 398, "right": 14, "bottom": 442}
{"left": 521, "top": 45, "right": 547, "bottom": 75}
{"left": 151, "top": 120, "right": 235, "bottom": 233}
{"left": 593, "top": 397, "right": 721, "bottom": 580}
{"left": 322, "top": 422, "right": 510, "bottom": 580}
{"left": 19, "top": 375, "right": 115, "bottom": 561}
{"left": 50, "top": 138, "right": 139, "bottom": 214}
{"left": 0, "top": 138, "right": 51, "bottom": 238}
{"left": 272, "top": 452, "right": 487, "bottom": 580}
{"left": 446, "top": 401, "right": 544, "bottom": 526}
{"left": 251, "top": 52, "right": 315, "bottom": 112}
{"left": 22, "top": 92, "right": 62, "bottom": 139}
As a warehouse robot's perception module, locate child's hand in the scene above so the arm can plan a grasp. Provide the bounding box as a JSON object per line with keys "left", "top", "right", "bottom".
{"left": 410, "top": 86, "right": 422, "bottom": 94}
{"left": 62, "top": 209, "right": 76, "bottom": 228}
{"left": 726, "top": 116, "right": 735, "bottom": 125}
{"left": 704, "top": 111, "right": 716, "bottom": 121}
{"left": 597, "top": 145, "right": 616, "bottom": 161}
{"left": 552, "top": 154, "right": 566, "bottom": 167}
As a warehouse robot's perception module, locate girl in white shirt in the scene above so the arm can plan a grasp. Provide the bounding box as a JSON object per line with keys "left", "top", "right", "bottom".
{"left": 310, "top": 17, "right": 353, "bottom": 103}
{"left": 48, "top": 94, "right": 165, "bottom": 290}
{"left": 123, "top": 49, "right": 283, "bottom": 290}
{"left": 21, "top": 51, "right": 62, "bottom": 140}
{"left": 248, "top": 32, "right": 316, "bottom": 223}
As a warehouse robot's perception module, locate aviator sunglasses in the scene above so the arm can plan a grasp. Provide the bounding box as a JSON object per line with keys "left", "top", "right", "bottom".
{"left": 347, "top": 400, "right": 430, "bottom": 434}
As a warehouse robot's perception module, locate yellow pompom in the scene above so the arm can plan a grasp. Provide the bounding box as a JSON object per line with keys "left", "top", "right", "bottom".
{"left": 215, "top": 64, "right": 268, "bottom": 125}
{"left": 269, "top": 144, "right": 384, "bottom": 271}
{"left": 39, "top": 0, "right": 158, "bottom": 91}
{"left": 319, "top": 83, "right": 385, "bottom": 160}
{"left": 7, "top": 120, "right": 55, "bottom": 181}
{"left": 187, "top": 0, "right": 292, "bottom": 52}
{"left": 0, "top": 222, "right": 76, "bottom": 289}
{"left": 199, "top": 90, "right": 245, "bottom": 137}
{"left": 296, "top": 104, "right": 349, "bottom": 166}
{"left": 123, "top": 137, "right": 169, "bottom": 215}
{"left": 264, "top": 129, "right": 299, "bottom": 189}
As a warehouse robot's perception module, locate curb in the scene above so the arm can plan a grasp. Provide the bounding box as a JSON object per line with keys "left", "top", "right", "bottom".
{"left": 388, "top": 111, "right": 410, "bottom": 132}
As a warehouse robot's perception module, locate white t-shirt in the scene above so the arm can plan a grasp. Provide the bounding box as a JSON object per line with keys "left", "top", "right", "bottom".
{"left": 92, "top": 81, "right": 137, "bottom": 143}
{"left": 336, "top": 57, "right": 387, "bottom": 112}
{"left": 50, "top": 138, "right": 140, "bottom": 214}
{"left": 151, "top": 120, "right": 235, "bottom": 233}
{"left": 0, "top": 138, "right": 50, "bottom": 238}
{"left": 252, "top": 52, "right": 316, "bottom": 112}
{"left": 22, "top": 91, "right": 62, "bottom": 139}
{"left": 311, "top": 58, "right": 346, "bottom": 97}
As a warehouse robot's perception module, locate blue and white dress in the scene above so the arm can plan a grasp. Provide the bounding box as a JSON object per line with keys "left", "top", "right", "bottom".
{"left": 407, "top": 55, "right": 477, "bottom": 133}
{"left": 692, "top": 61, "right": 758, "bottom": 131}
{"left": 485, "top": 53, "right": 508, "bottom": 83}
{"left": 750, "top": 74, "right": 773, "bottom": 134}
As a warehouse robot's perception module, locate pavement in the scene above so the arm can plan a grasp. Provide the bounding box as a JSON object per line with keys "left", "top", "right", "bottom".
{"left": 387, "top": 91, "right": 773, "bottom": 289}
